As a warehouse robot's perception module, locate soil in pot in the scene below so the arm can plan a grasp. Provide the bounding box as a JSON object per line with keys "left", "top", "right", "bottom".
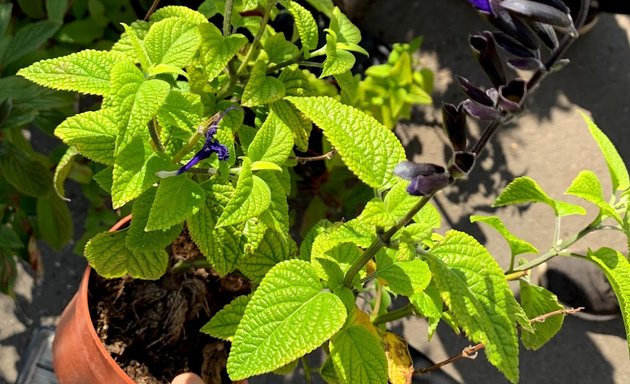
{"left": 88, "top": 229, "right": 251, "bottom": 384}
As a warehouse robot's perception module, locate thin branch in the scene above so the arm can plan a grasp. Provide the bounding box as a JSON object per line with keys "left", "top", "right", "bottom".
{"left": 293, "top": 149, "right": 337, "bottom": 164}
{"left": 144, "top": 0, "right": 160, "bottom": 20}
{"left": 223, "top": 0, "right": 235, "bottom": 37}
{"left": 413, "top": 307, "right": 585, "bottom": 376}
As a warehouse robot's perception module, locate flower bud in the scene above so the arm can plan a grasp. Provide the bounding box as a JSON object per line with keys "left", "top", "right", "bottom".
{"left": 498, "top": 79, "right": 527, "bottom": 113}
{"left": 406, "top": 172, "right": 453, "bottom": 196}
{"left": 462, "top": 99, "right": 503, "bottom": 121}
{"left": 470, "top": 32, "right": 506, "bottom": 88}
{"left": 500, "top": 0, "right": 573, "bottom": 28}
{"left": 442, "top": 103, "right": 468, "bottom": 152}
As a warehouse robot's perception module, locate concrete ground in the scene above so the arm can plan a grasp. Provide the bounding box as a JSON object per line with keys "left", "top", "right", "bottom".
{"left": 1, "top": 0, "right": 629, "bottom": 383}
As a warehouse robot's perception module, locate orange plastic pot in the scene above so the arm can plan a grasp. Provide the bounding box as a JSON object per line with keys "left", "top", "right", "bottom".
{"left": 53, "top": 215, "right": 135, "bottom": 384}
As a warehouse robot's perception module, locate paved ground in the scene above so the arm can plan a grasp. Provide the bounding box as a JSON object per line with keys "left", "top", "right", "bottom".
{"left": 1, "top": 0, "right": 629, "bottom": 383}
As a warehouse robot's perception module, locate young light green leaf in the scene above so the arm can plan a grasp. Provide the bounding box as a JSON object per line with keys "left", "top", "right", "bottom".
{"left": 37, "top": 194, "right": 73, "bottom": 250}
{"left": 145, "top": 175, "right": 205, "bottom": 231}
{"left": 287, "top": 96, "right": 406, "bottom": 189}
{"left": 258, "top": 170, "right": 290, "bottom": 233}
{"left": 586, "top": 247, "right": 630, "bottom": 356}
{"left": 53, "top": 146, "right": 79, "bottom": 201}
{"left": 329, "top": 325, "right": 388, "bottom": 384}
{"left": 519, "top": 280, "right": 564, "bottom": 350}
{"left": 330, "top": 6, "right": 362, "bottom": 45}
{"left": 4, "top": 20, "right": 60, "bottom": 67}
{"left": 238, "top": 229, "right": 293, "bottom": 283}
{"left": 242, "top": 59, "right": 286, "bottom": 107}
{"left": 410, "top": 283, "right": 442, "bottom": 339}
{"left": 470, "top": 215, "right": 538, "bottom": 257}
{"left": 264, "top": 33, "right": 300, "bottom": 64}
{"left": 55, "top": 109, "right": 117, "bottom": 165}
{"left": 227, "top": 259, "right": 347, "bottom": 379}
{"left": 251, "top": 161, "right": 282, "bottom": 172}
{"left": 121, "top": 23, "right": 151, "bottom": 70}
{"left": 565, "top": 170, "right": 621, "bottom": 222}
{"left": 17, "top": 50, "right": 121, "bottom": 95}
{"left": 144, "top": 18, "right": 201, "bottom": 68}
{"left": 201, "top": 294, "right": 252, "bottom": 340}
{"left": 278, "top": 66, "right": 312, "bottom": 97}
{"left": 270, "top": 100, "right": 312, "bottom": 152}
{"left": 312, "top": 242, "right": 362, "bottom": 285}
{"left": 425, "top": 230, "right": 521, "bottom": 383}
{"left": 247, "top": 111, "right": 293, "bottom": 165}
{"left": 321, "top": 32, "right": 355, "bottom": 78}
{"left": 287, "top": 2, "right": 318, "bottom": 52}
{"left": 157, "top": 90, "right": 203, "bottom": 138}
{"left": 493, "top": 176, "right": 586, "bottom": 217}
{"left": 149, "top": 5, "right": 209, "bottom": 25}
{"left": 304, "top": 0, "right": 334, "bottom": 17}
{"left": 580, "top": 111, "right": 629, "bottom": 192}
{"left": 126, "top": 188, "right": 182, "bottom": 252}
{"left": 216, "top": 158, "right": 271, "bottom": 227}
{"left": 85, "top": 229, "right": 168, "bottom": 279}
{"left": 376, "top": 251, "right": 431, "bottom": 297}
{"left": 0, "top": 140, "right": 51, "bottom": 197}
{"left": 199, "top": 23, "right": 248, "bottom": 82}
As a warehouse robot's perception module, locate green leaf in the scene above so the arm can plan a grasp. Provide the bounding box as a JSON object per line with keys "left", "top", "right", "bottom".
{"left": 304, "top": 0, "right": 334, "bottom": 17}
{"left": 258, "top": 170, "right": 290, "bottom": 232}
{"left": 0, "top": 227, "right": 23, "bottom": 249}
{"left": 55, "top": 109, "right": 117, "bottom": 165}
{"left": 247, "top": 111, "right": 293, "bottom": 165}
{"left": 0, "top": 140, "right": 51, "bottom": 197}
{"left": 37, "top": 194, "right": 73, "bottom": 250}
{"left": 242, "top": 59, "right": 285, "bottom": 107}
{"left": 580, "top": 111, "right": 629, "bottom": 192}
{"left": 17, "top": 50, "right": 121, "bottom": 96}
{"left": 146, "top": 175, "right": 205, "bottom": 231}
{"left": 263, "top": 33, "right": 299, "bottom": 64}
{"left": 493, "top": 176, "right": 586, "bottom": 217}
{"left": 287, "top": 96, "right": 406, "bottom": 189}
{"left": 239, "top": 229, "right": 293, "bottom": 283}
{"left": 199, "top": 23, "right": 248, "bottom": 82}
{"left": 126, "top": 188, "right": 182, "bottom": 252}
{"left": 157, "top": 90, "right": 203, "bottom": 138}
{"left": 565, "top": 170, "right": 621, "bottom": 222}
{"left": 149, "top": 5, "right": 209, "bottom": 25}
{"left": 287, "top": 2, "right": 318, "bottom": 52}
{"left": 519, "top": 280, "right": 564, "bottom": 350}
{"left": 85, "top": 230, "right": 168, "bottom": 279}
{"left": 312, "top": 242, "right": 361, "bottom": 286}
{"left": 201, "top": 294, "right": 252, "bottom": 340}
{"left": 144, "top": 18, "right": 201, "bottom": 68}
{"left": 0, "top": 3, "right": 12, "bottom": 37}
{"left": 321, "top": 32, "right": 355, "bottom": 78}
{"left": 270, "top": 100, "right": 311, "bottom": 152}
{"left": 329, "top": 325, "right": 388, "bottom": 384}
{"left": 586, "top": 247, "right": 630, "bottom": 356}
{"left": 330, "top": 6, "right": 362, "bottom": 45}
{"left": 376, "top": 251, "right": 431, "bottom": 297}
{"left": 46, "top": 0, "right": 68, "bottom": 22}
{"left": 0, "top": 248, "right": 17, "bottom": 296}
{"left": 410, "top": 283, "right": 442, "bottom": 339}
{"left": 53, "top": 147, "right": 78, "bottom": 201}
{"left": 227, "top": 259, "right": 347, "bottom": 379}
{"left": 216, "top": 158, "right": 271, "bottom": 227}
{"left": 425, "top": 230, "right": 521, "bottom": 383}
{"left": 3, "top": 20, "right": 60, "bottom": 67}
{"left": 470, "top": 215, "right": 538, "bottom": 257}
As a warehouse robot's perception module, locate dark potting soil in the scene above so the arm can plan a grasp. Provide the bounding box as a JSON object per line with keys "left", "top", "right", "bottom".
{"left": 88, "top": 230, "right": 251, "bottom": 384}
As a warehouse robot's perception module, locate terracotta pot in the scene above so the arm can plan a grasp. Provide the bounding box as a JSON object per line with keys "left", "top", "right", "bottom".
{"left": 53, "top": 215, "right": 135, "bottom": 384}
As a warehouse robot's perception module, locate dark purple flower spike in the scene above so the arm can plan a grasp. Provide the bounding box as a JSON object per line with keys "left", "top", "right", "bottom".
{"left": 442, "top": 103, "right": 468, "bottom": 152}
{"left": 500, "top": 0, "right": 573, "bottom": 28}
{"left": 470, "top": 32, "right": 506, "bottom": 88}
{"left": 498, "top": 79, "right": 527, "bottom": 112}
{"left": 394, "top": 161, "right": 453, "bottom": 196}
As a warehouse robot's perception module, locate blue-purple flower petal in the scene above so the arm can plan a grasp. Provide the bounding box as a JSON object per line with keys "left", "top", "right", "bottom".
{"left": 468, "top": 0, "right": 492, "bottom": 13}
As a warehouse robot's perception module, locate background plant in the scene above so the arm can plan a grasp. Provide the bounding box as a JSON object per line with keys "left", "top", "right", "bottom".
{"left": 15, "top": 0, "right": 630, "bottom": 383}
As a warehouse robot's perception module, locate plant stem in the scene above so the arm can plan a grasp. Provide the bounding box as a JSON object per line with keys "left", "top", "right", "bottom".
{"left": 171, "top": 257, "right": 211, "bottom": 273}
{"left": 301, "top": 357, "right": 312, "bottom": 384}
{"left": 505, "top": 270, "right": 528, "bottom": 281}
{"left": 149, "top": 118, "right": 165, "bottom": 154}
{"left": 144, "top": 0, "right": 160, "bottom": 20}
{"left": 293, "top": 149, "right": 337, "bottom": 163}
{"left": 372, "top": 303, "right": 414, "bottom": 326}
{"left": 343, "top": 194, "right": 433, "bottom": 287}
{"left": 236, "top": 0, "right": 276, "bottom": 76}
{"left": 223, "top": 0, "right": 235, "bottom": 37}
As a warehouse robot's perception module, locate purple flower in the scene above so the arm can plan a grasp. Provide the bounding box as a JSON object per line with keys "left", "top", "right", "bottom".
{"left": 468, "top": 0, "right": 492, "bottom": 13}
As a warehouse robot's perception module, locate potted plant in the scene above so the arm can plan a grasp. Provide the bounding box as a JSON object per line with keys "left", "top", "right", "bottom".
{"left": 16, "top": 0, "right": 630, "bottom": 383}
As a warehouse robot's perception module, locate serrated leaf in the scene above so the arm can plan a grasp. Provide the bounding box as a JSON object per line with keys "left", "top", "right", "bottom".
{"left": 0, "top": 140, "right": 51, "bottom": 197}
{"left": 565, "top": 170, "right": 621, "bottom": 222}
{"left": 85, "top": 230, "right": 168, "bottom": 279}
{"left": 278, "top": 66, "right": 312, "bottom": 97}
{"left": 199, "top": 23, "right": 248, "bottom": 82}
{"left": 287, "top": 96, "right": 406, "bottom": 189}
{"left": 312, "top": 242, "right": 361, "bottom": 285}
{"left": 270, "top": 100, "right": 311, "bottom": 152}
{"left": 330, "top": 6, "right": 362, "bottom": 45}
{"left": 227, "top": 259, "right": 347, "bottom": 379}
{"left": 410, "top": 283, "right": 442, "bottom": 339}
{"left": 216, "top": 158, "right": 271, "bottom": 227}
{"left": 188, "top": 196, "right": 244, "bottom": 276}
{"left": 121, "top": 23, "right": 151, "bottom": 70}
{"left": 149, "top": 5, "right": 209, "bottom": 25}
{"left": 53, "top": 147, "right": 78, "bottom": 201}
{"left": 425, "top": 230, "right": 521, "bottom": 383}
{"left": 470, "top": 215, "right": 538, "bottom": 257}
{"left": 330, "top": 325, "right": 388, "bottom": 384}
{"left": 17, "top": 50, "right": 120, "bottom": 96}
{"left": 586, "top": 247, "right": 630, "bottom": 356}
{"left": 144, "top": 18, "right": 201, "bottom": 68}
{"left": 126, "top": 188, "right": 182, "bottom": 252}
{"left": 239, "top": 229, "right": 292, "bottom": 283}
{"left": 258, "top": 170, "right": 290, "bottom": 232}
{"left": 376, "top": 251, "right": 431, "bottom": 297}
{"left": 580, "top": 111, "right": 629, "bottom": 192}
{"left": 55, "top": 109, "right": 117, "bottom": 165}
{"left": 201, "top": 294, "right": 252, "bottom": 340}
{"left": 264, "top": 33, "right": 299, "bottom": 64}
{"left": 247, "top": 111, "right": 293, "bottom": 165}
{"left": 322, "top": 32, "right": 355, "bottom": 78}
{"left": 493, "top": 176, "right": 586, "bottom": 217}
{"left": 519, "top": 280, "right": 563, "bottom": 350}
{"left": 157, "top": 90, "right": 203, "bottom": 138}
{"left": 37, "top": 194, "right": 73, "bottom": 250}
{"left": 4, "top": 20, "right": 60, "bottom": 67}
{"left": 146, "top": 175, "right": 205, "bottom": 231}
{"left": 382, "top": 332, "right": 414, "bottom": 384}
{"left": 242, "top": 59, "right": 285, "bottom": 107}
{"left": 288, "top": 2, "right": 318, "bottom": 52}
